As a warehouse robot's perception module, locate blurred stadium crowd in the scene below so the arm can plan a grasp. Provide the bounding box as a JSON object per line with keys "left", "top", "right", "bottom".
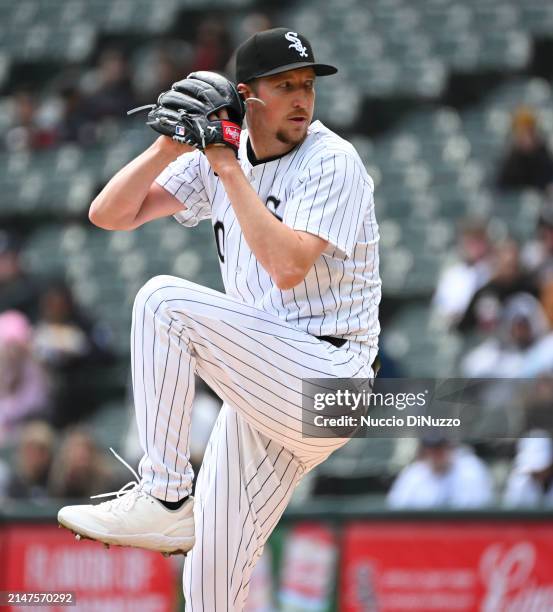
{"left": 1, "top": 0, "right": 553, "bottom": 512}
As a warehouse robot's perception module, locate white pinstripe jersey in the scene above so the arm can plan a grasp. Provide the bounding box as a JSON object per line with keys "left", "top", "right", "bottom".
{"left": 156, "top": 120, "right": 381, "bottom": 346}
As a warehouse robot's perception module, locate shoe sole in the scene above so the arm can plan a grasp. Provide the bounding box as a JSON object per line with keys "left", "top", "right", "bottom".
{"left": 58, "top": 519, "right": 195, "bottom": 556}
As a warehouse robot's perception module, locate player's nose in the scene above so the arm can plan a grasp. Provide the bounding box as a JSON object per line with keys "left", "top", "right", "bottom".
{"left": 290, "top": 84, "right": 310, "bottom": 107}
{"left": 291, "top": 94, "right": 308, "bottom": 110}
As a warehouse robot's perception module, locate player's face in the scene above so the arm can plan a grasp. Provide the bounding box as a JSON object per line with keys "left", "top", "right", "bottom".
{"left": 248, "top": 68, "right": 316, "bottom": 150}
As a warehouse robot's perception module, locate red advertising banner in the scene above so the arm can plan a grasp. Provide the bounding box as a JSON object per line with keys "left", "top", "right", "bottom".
{"left": 340, "top": 522, "right": 553, "bottom": 612}
{"left": 1, "top": 524, "right": 177, "bottom": 612}
{"left": 278, "top": 523, "right": 338, "bottom": 611}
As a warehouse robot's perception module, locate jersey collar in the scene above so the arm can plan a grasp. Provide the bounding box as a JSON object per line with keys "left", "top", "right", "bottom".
{"left": 237, "top": 122, "right": 320, "bottom": 174}
{"left": 246, "top": 138, "right": 299, "bottom": 167}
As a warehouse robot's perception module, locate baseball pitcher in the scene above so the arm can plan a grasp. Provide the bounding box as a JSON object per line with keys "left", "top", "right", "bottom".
{"left": 58, "top": 27, "right": 381, "bottom": 610}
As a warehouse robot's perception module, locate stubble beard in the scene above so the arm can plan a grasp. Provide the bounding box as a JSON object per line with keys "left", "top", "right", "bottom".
{"left": 276, "top": 126, "right": 308, "bottom": 147}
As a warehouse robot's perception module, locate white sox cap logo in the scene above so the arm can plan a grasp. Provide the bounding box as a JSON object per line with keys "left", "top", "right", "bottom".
{"left": 285, "top": 31, "right": 308, "bottom": 58}
{"left": 235, "top": 27, "right": 337, "bottom": 82}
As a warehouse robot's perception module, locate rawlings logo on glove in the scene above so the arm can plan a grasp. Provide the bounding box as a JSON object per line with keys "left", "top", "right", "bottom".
{"left": 128, "top": 71, "right": 245, "bottom": 155}
{"left": 222, "top": 122, "right": 241, "bottom": 148}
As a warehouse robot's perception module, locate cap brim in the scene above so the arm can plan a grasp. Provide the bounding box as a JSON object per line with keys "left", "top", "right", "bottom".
{"left": 249, "top": 62, "right": 338, "bottom": 80}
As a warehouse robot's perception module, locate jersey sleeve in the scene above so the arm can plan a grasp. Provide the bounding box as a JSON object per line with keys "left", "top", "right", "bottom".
{"left": 155, "top": 150, "right": 211, "bottom": 227}
{"left": 284, "top": 152, "right": 373, "bottom": 258}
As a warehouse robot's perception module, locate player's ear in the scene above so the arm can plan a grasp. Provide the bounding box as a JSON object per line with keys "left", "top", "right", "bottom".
{"left": 237, "top": 81, "right": 266, "bottom": 108}
{"left": 237, "top": 83, "right": 251, "bottom": 100}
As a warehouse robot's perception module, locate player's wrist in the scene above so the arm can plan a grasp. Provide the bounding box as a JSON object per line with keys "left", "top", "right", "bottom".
{"left": 154, "top": 135, "right": 193, "bottom": 159}
{"left": 205, "top": 146, "right": 240, "bottom": 178}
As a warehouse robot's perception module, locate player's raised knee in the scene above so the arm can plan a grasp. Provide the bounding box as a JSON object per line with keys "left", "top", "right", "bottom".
{"left": 134, "top": 275, "right": 180, "bottom": 308}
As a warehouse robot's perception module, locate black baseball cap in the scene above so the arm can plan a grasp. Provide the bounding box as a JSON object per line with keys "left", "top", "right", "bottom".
{"left": 235, "top": 27, "right": 337, "bottom": 84}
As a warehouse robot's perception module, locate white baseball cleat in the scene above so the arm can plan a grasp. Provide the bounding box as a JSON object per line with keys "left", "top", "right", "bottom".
{"left": 58, "top": 449, "right": 195, "bottom": 556}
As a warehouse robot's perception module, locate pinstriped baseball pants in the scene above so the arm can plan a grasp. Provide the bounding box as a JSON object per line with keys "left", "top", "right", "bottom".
{"left": 130, "top": 275, "right": 377, "bottom": 610}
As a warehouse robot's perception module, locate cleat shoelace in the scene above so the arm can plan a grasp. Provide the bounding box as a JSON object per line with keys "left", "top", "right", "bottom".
{"left": 90, "top": 448, "right": 145, "bottom": 512}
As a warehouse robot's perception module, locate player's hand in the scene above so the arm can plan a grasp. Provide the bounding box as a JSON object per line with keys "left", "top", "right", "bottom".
{"left": 128, "top": 72, "right": 244, "bottom": 154}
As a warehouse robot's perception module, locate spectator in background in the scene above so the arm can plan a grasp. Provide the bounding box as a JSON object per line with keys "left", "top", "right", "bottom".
{"left": 33, "top": 281, "right": 114, "bottom": 426}
{"left": 538, "top": 264, "right": 553, "bottom": 330}
{"left": 34, "top": 281, "right": 113, "bottom": 367}
{"left": 82, "top": 49, "right": 137, "bottom": 121}
{"left": 496, "top": 106, "right": 553, "bottom": 193}
{"left": 518, "top": 332, "right": 553, "bottom": 379}
{"left": 48, "top": 428, "right": 120, "bottom": 499}
{"left": 55, "top": 79, "right": 96, "bottom": 146}
{"left": 0, "top": 311, "right": 51, "bottom": 444}
{"left": 133, "top": 41, "right": 193, "bottom": 106}
{"left": 503, "top": 430, "right": 553, "bottom": 508}
{"left": 522, "top": 206, "right": 553, "bottom": 330}
{"left": 522, "top": 205, "right": 553, "bottom": 277}
{"left": 458, "top": 238, "right": 537, "bottom": 333}
{"left": 387, "top": 435, "right": 493, "bottom": 509}
{"left": 190, "top": 17, "right": 232, "bottom": 73}
{"left": 0, "top": 230, "right": 41, "bottom": 321}
{"left": 461, "top": 293, "right": 549, "bottom": 378}
{"left": 4, "top": 91, "right": 57, "bottom": 152}
{"left": 34, "top": 282, "right": 96, "bottom": 368}
{"left": 518, "top": 377, "right": 553, "bottom": 431}
{"left": 432, "top": 218, "right": 492, "bottom": 327}
{"left": 6, "top": 420, "right": 55, "bottom": 500}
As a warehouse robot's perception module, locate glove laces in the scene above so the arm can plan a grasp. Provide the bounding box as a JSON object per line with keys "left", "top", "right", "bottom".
{"left": 126, "top": 104, "right": 156, "bottom": 116}
{"left": 90, "top": 448, "right": 144, "bottom": 512}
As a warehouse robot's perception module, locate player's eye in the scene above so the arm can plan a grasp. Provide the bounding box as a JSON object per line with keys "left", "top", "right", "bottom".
{"left": 278, "top": 81, "right": 291, "bottom": 89}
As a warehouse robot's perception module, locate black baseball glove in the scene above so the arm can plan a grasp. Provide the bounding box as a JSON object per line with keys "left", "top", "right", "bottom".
{"left": 129, "top": 71, "right": 245, "bottom": 154}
